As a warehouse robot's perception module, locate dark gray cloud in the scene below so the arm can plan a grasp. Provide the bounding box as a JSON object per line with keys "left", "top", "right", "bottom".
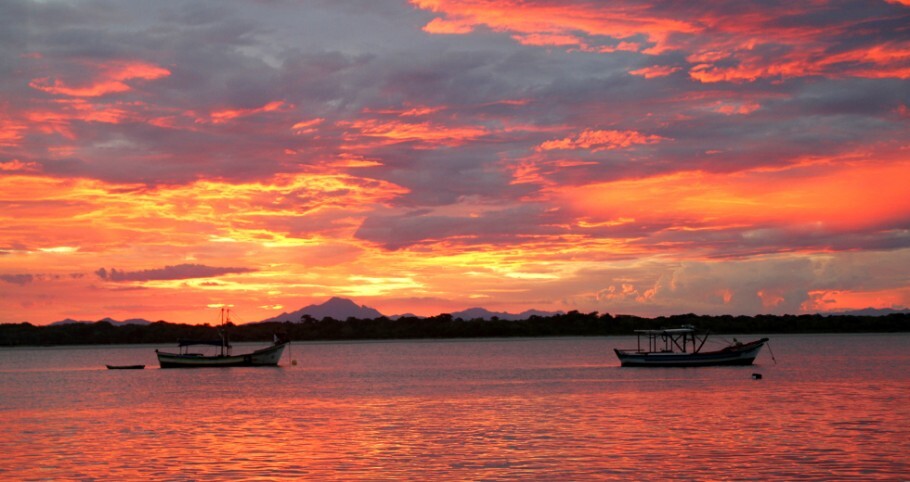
{"left": 95, "top": 264, "right": 255, "bottom": 282}
{"left": 0, "top": 273, "right": 84, "bottom": 285}
{"left": 355, "top": 202, "right": 572, "bottom": 249}
{"left": 0, "top": 273, "right": 33, "bottom": 285}
{"left": 10, "top": 0, "right": 903, "bottom": 196}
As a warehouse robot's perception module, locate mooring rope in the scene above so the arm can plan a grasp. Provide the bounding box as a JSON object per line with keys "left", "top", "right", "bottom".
{"left": 766, "top": 340, "right": 778, "bottom": 364}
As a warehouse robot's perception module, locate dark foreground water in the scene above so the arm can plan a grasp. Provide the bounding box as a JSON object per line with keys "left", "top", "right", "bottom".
{"left": 1, "top": 334, "right": 908, "bottom": 480}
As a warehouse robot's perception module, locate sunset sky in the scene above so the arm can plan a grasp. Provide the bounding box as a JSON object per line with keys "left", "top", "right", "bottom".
{"left": 2, "top": 0, "right": 909, "bottom": 324}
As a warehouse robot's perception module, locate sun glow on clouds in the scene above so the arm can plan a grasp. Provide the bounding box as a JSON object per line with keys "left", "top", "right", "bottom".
{"left": 0, "top": 172, "right": 407, "bottom": 256}
{"left": 209, "top": 101, "right": 290, "bottom": 124}
{"left": 561, "top": 161, "right": 910, "bottom": 235}
{"left": 412, "top": 0, "right": 698, "bottom": 54}
{"left": 413, "top": 1, "right": 910, "bottom": 82}
{"left": 340, "top": 119, "right": 488, "bottom": 148}
{"left": 0, "top": 159, "right": 39, "bottom": 172}
{"left": 803, "top": 288, "right": 910, "bottom": 313}
{"left": 292, "top": 118, "right": 325, "bottom": 134}
{"left": 0, "top": 112, "right": 27, "bottom": 147}
{"left": 0, "top": 170, "right": 414, "bottom": 321}
{"left": 629, "top": 65, "right": 681, "bottom": 79}
{"left": 537, "top": 129, "right": 666, "bottom": 152}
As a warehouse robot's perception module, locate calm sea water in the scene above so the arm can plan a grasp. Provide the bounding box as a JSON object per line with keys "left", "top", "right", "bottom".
{"left": 1, "top": 334, "right": 908, "bottom": 480}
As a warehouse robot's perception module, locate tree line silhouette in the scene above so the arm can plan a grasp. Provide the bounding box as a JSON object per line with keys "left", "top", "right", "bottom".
{"left": 2, "top": 311, "right": 908, "bottom": 346}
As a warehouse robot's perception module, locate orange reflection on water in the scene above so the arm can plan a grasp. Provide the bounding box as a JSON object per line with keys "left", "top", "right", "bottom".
{"left": 2, "top": 338, "right": 908, "bottom": 480}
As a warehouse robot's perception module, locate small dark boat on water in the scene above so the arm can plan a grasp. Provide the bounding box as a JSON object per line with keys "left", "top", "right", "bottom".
{"left": 614, "top": 326, "right": 769, "bottom": 367}
{"left": 106, "top": 364, "right": 145, "bottom": 370}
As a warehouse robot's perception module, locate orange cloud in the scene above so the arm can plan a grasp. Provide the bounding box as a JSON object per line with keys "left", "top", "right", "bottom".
{"left": 29, "top": 60, "right": 170, "bottom": 97}
{"left": 685, "top": 28, "right": 910, "bottom": 83}
{"left": 291, "top": 117, "right": 325, "bottom": 134}
{"left": 341, "top": 118, "right": 487, "bottom": 148}
{"left": 423, "top": 17, "right": 474, "bottom": 34}
{"left": 366, "top": 105, "right": 445, "bottom": 117}
{"left": 513, "top": 33, "right": 586, "bottom": 48}
{"left": 560, "top": 159, "right": 910, "bottom": 233}
{"left": 0, "top": 160, "right": 40, "bottom": 172}
{"left": 0, "top": 171, "right": 408, "bottom": 255}
{"left": 412, "top": 0, "right": 698, "bottom": 54}
{"left": 327, "top": 154, "right": 384, "bottom": 168}
{"left": 802, "top": 288, "right": 910, "bottom": 313}
{"left": 0, "top": 115, "right": 27, "bottom": 147}
{"left": 400, "top": 106, "right": 444, "bottom": 117}
{"left": 0, "top": 170, "right": 420, "bottom": 323}
{"left": 411, "top": 1, "right": 910, "bottom": 82}
{"left": 711, "top": 101, "right": 760, "bottom": 115}
{"left": 818, "top": 42, "right": 910, "bottom": 79}
{"left": 537, "top": 129, "right": 665, "bottom": 152}
{"left": 629, "top": 65, "right": 681, "bottom": 78}
{"left": 19, "top": 99, "right": 140, "bottom": 141}
{"left": 209, "top": 101, "right": 290, "bottom": 124}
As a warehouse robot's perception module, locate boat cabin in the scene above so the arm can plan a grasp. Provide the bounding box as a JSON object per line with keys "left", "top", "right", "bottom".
{"left": 176, "top": 338, "right": 231, "bottom": 357}
{"left": 633, "top": 326, "right": 709, "bottom": 354}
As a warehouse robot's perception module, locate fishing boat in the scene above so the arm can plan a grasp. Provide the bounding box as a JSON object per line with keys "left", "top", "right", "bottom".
{"left": 614, "top": 326, "right": 769, "bottom": 367}
{"left": 106, "top": 364, "right": 145, "bottom": 370}
{"left": 155, "top": 308, "right": 288, "bottom": 368}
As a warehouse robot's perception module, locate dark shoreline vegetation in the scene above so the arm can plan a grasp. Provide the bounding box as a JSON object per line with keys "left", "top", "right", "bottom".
{"left": 2, "top": 312, "right": 909, "bottom": 347}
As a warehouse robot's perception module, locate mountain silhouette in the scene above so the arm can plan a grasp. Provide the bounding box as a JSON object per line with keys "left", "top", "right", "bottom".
{"left": 50, "top": 317, "right": 152, "bottom": 326}
{"left": 261, "top": 297, "right": 384, "bottom": 322}
{"left": 450, "top": 307, "right": 562, "bottom": 321}
{"left": 260, "top": 298, "right": 563, "bottom": 323}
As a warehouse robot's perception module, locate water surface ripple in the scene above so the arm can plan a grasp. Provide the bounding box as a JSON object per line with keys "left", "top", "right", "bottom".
{"left": 1, "top": 334, "right": 908, "bottom": 480}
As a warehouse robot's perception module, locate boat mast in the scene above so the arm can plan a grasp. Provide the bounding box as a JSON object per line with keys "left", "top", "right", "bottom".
{"left": 220, "top": 307, "right": 227, "bottom": 357}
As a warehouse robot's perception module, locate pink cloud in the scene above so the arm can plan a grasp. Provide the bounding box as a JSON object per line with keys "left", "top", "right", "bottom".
{"left": 712, "top": 101, "right": 761, "bottom": 115}
{"left": 292, "top": 118, "right": 325, "bottom": 134}
{"left": 513, "top": 33, "right": 586, "bottom": 48}
{"left": 411, "top": 1, "right": 910, "bottom": 82}
{"left": 629, "top": 65, "right": 681, "bottom": 79}
{"left": 208, "top": 101, "right": 290, "bottom": 124}
{"left": 29, "top": 60, "right": 170, "bottom": 97}
{"left": 340, "top": 118, "right": 488, "bottom": 148}
{"left": 423, "top": 17, "right": 474, "bottom": 34}
{"left": 0, "top": 115, "right": 27, "bottom": 147}
{"left": 0, "top": 160, "right": 41, "bottom": 172}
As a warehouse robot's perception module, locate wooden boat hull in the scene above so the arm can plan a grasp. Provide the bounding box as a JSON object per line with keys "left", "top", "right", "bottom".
{"left": 157, "top": 342, "right": 287, "bottom": 368}
{"left": 614, "top": 338, "right": 768, "bottom": 367}
{"left": 106, "top": 364, "right": 145, "bottom": 370}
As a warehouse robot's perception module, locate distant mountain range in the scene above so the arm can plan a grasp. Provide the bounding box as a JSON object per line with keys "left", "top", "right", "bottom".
{"left": 50, "top": 317, "right": 152, "bottom": 326}
{"left": 260, "top": 297, "right": 562, "bottom": 323}
{"left": 448, "top": 307, "right": 563, "bottom": 321}
{"left": 260, "top": 297, "right": 384, "bottom": 322}
{"left": 46, "top": 299, "right": 906, "bottom": 326}
{"left": 827, "top": 308, "right": 910, "bottom": 317}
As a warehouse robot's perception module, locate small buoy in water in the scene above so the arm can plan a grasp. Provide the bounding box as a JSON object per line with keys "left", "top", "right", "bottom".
{"left": 752, "top": 373, "right": 762, "bottom": 380}
{"left": 291, "top": 359, "right": 298, "bottom": 366}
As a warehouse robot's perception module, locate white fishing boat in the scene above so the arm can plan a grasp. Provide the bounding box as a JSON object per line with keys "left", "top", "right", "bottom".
{"left": 614, "top": 326, "right": 768, "bottom": 367}
{"left": 156, "top": 308, "right": 288, "bottom": 368}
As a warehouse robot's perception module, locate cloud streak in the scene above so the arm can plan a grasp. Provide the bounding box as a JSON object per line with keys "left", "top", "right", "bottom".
{"left": 95, "top": 264, "right": 255, "bottom": 282}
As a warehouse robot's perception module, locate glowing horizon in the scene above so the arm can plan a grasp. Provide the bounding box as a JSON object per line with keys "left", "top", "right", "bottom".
{"left": 2, "top": 0, "right": 909, "bottom": 325}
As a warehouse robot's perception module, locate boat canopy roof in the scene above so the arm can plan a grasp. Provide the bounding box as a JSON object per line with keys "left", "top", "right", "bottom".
{"left": 177, "top": 339, "right": 230, "bottom": 347}
{"left": 633, "top": 328, "right": 696, "bottom": 335}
